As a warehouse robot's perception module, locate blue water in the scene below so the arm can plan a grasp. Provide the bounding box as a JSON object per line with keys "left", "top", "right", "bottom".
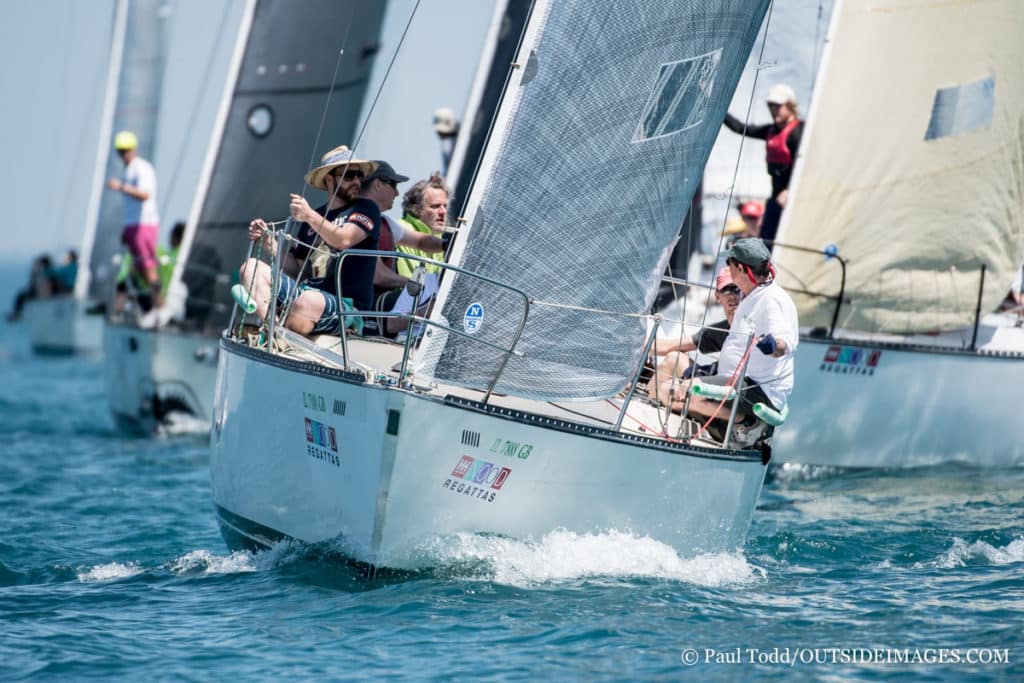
{"left": 1, "top": 265, "right": 1022, "bottom": 681}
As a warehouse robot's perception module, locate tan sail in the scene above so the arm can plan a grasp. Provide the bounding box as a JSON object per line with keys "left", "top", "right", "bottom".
{"left": 774, "top": 0, "right": 1024, "bottom": 334}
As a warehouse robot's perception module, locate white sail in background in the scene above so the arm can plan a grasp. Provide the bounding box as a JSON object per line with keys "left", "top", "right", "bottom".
{"left": 417, "top": 0, "right": 770, "bottom": 400}
{"left": 77, "top": 0, "right": 169, "bottom": 302}
{"left": 774, "top": 0, "right": 1024, "bottom": 334}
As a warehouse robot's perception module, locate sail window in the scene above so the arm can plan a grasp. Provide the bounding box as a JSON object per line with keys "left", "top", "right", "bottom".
{"left": 633, "top": 49, "right": 722, "bottom": 143}
{"left": 924, "top": 77, "right": 994, "bottom": 141}
{"left": 247, "top": 104, "right": 274, "bottom": 138}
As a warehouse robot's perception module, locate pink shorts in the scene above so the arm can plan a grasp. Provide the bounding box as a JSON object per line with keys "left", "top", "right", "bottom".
{"left": 122, "top": 223, "right": 159, "bottom": 272}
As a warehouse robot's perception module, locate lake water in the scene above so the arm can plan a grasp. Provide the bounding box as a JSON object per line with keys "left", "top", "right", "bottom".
{"left": 0, "top": 264, "right": 1021, "bottom": 681}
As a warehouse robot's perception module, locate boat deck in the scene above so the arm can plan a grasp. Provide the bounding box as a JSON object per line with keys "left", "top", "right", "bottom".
{"left": 806, "top": 311, "right": 1024, "bottom": 356}
{"left": 264, "top": 329, "right": 721, "bottom": 449}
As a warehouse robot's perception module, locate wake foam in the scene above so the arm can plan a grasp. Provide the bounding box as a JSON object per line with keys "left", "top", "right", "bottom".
{"left": 168, "top": 549, "right": 259, "bottom": 575}
{"left": 930, "top": 537, "right": 1024, "bottom": 568}
{"left": 76, "top": 561, "right": 143, "bottom": 583}
{"left": 420, "top": 529, "right": 764, "bottom": 587}
{"left": 75, "top": 543, "right": 306, "bottom": 583}
{"left": 768, "top": 462, "right": 842, "bottom": 485}
{"left": 157, "top": 411, "right": 211, "bottom": 437}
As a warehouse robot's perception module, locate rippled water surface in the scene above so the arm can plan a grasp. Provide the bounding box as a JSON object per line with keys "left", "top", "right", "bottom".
{"left": 1, "top": 270, "right": 1021, "bottom": 681}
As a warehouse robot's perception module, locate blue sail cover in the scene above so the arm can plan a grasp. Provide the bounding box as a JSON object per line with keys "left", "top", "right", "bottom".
{"left": 417, "top": 0, "right": 769, "bottom": 400}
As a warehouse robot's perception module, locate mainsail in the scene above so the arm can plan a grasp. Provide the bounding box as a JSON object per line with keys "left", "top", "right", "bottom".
{"left": 172, "top": 0, "right": 387, "bottom": 336}
{"left": 76, "top": 0, "right": 168, "bottom": 302}
{"left": 416, "top": 0, "right": 770, "bottom": 400}
{"left": 773, "top": 0, "right": 1024, "bottom": 334}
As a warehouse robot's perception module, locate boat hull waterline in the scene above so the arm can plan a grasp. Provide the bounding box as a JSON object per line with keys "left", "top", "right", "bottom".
{"left": 774, "top": 330, "right": 1024, "bottom": 468}
{"left": 22, "top": 298, "right": 103, "bottom": 355}
{"left": 103, "top": 322, "right": 218, "bottom": 433}
{"left": 210, "top": 339, "right": 767, "bottom": 570}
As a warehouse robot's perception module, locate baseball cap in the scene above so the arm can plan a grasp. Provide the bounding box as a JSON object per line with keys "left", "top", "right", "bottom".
{"left": 766, "top": 83, "right": 796, "bottom": 106}
{"left": 715, "top": 267, "right": 734, "bottom": 291}
{"left": 739, "top": 201, "right": 763, "bottom": 218}
{"left": 725, "top": 238, "right": 771, "bottom": 267}
{"left": 368, "top": 160, "right": 410, "bottom": 184}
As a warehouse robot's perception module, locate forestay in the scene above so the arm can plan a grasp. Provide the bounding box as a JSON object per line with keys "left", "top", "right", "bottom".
{"left": 773, "top": 0, "right": 1024, "bottom": 334}
{"left": 416, "top": 0, "right": 769, "bottom": 400}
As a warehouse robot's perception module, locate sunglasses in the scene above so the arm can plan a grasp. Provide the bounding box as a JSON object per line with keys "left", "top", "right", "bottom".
{"left": 379, "top": 178, "right": 398, "bottom": 189}
{"left": 718, "top": 284, "right": 741, "bottom": 296}
{"left": 332, "top": 169, "right": 364, "bottom": 181}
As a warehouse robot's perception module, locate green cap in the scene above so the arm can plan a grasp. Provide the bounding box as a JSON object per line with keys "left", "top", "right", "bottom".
{"left": 725, "top": 238, "right": 771, "bottom": 267}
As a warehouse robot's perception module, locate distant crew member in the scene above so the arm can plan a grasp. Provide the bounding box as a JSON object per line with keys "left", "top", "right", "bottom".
{"left": 723, "top": 84, "right": 804, "bottom": 246}
{"left": 107, "top": 131, "right": 162, "bottom": 306}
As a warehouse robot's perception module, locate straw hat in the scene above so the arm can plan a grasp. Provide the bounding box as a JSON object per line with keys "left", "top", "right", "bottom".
{"left": 723, "top": 216, "right": 746, "bottom": 235}
{"left": 304, "top": 145, "right": 378, "bottom": 190}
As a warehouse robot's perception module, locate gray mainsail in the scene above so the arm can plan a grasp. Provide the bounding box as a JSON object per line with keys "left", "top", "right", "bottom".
{"left": 173, "top": 0, "right": 387, "bottom": 336}
{"left": 417, "top": 0, "right": 770, "bottom": 400}
{"left": 78, "top": 0, "right": 168, "bottom": 302}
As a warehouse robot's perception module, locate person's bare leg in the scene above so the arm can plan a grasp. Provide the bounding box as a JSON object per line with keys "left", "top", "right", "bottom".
{"left": 238, "top": 258, "right": 276, "bottom": 321}
{"left": 282, "top": 290, "right": 326, "bottom": 336}
{"left": 660, "top": 351, "right": 693, "bottom": 379}
{"left": 144, "top": 265, "right": 163, "bottom": 307}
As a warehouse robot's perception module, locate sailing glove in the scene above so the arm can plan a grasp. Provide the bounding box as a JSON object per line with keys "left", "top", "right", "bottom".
{"left": 756, "top": 334, "right": 777, "bottom": 355}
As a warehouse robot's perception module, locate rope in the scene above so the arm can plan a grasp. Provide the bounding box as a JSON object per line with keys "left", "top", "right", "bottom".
{"left": 690, "top": 336, "right": 755, "bottom": 442}
{"left": 603, "top": 399, "right": 682, "bottom": 443}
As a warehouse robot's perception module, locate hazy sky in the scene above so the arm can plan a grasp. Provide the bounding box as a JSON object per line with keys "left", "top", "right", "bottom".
{"left": 0, "top": 0, "right": 831, "bottom": 262}
{"left": 0, "top": 0, "right": 116, "bottom": 260}
{"left": 0, "top": 0, "right": 495, "bottom": 262}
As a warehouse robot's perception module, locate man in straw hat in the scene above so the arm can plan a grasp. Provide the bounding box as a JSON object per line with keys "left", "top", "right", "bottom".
{"left": 657, "top": 238, "right": 798, "bottom": 446}
{"left": 239, "top": 145, "right": 382, "bottom": 335}
{"left": 107, "top": 130, "right": 162, "bottom": 305}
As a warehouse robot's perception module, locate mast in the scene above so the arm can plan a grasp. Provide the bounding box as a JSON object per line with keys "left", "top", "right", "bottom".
{"left": 74, "top": 0, "right": 128, "bottom": 301}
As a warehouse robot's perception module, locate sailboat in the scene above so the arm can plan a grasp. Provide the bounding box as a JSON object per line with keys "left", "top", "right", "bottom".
{"left": 103, "top": 0, "right": 389, "bottom": 432}
{"left": 210, "top": 0, "right": 773, "bottom": 570}
{"left": 769, "top": 0, "right": 1024, "bottom": 467}
{"left": 20, "top": 0, "right": 141, "bottom": 355}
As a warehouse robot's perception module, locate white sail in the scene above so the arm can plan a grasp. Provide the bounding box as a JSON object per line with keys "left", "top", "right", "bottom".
{"left": 774, "top": 0, "right": 1024, "bottom": 334}
{"left": 77, "top": 0, "right": 169, "bottom": 303}
{"left": 417, "top": 0, "right": 771, "bottom": 400}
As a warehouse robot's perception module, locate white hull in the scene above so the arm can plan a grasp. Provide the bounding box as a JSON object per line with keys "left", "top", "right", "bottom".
{"left": 22, "top": 298, "right": 103, "bottom": 355}
{"left": 103, "top": 322, "right": 218, "bottom": 434}
{"left": 775, "top": 321, "right": 1024, "bottom": 467}
{"left": 211, "top": 339, "right": 767, "bottom": 570}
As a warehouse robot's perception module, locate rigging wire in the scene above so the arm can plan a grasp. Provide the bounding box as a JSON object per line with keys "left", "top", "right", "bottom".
{"left": 160, "top": 0, "right": 235, "bottom": 220}
{"left": 272, "top": 0, "right": 358, "bottom": 331}
{"left": 656, "top": 0, "right": 777, "bottom": 438}
{"left": 274, "top": 0, "right": 423, "bottom": 335}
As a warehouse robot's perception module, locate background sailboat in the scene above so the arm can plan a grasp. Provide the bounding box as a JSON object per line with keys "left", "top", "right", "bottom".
{"left": 104, "top": 0, "right": 515, "bottom": 433}
{"left": 770, "top": 0, "right": 1024, "bottom": 466}
{"left": 20, "top": 0, "right": 157, "bottom": 355}
{"left": 104, "top": 0, "right": 391, "bottom": 432}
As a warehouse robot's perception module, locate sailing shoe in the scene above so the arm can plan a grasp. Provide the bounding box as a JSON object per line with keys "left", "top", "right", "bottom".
{"left": 731, "top": 416, "right": 766, "bottom": 449}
